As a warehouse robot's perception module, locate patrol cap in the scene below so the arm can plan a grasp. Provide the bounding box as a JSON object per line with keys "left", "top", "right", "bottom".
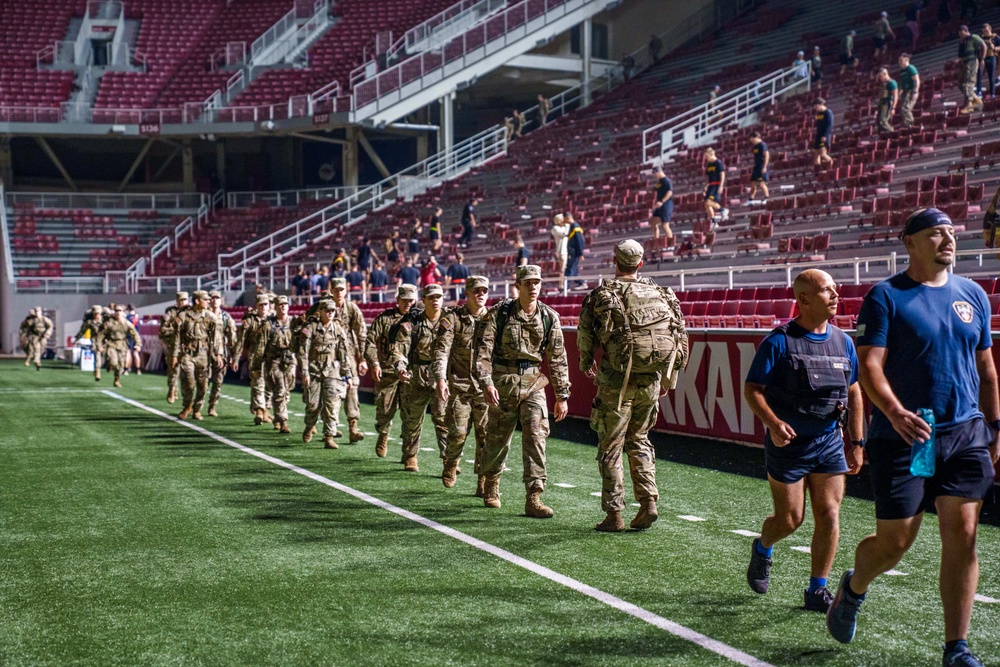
{"left": 396, "top": 284, "right": 418, "bottom": 300}
{"left": 114, "top": 304, "right": 125, "bottom": 312}
{"left": 208, "top": 290, "right": 221, "bottom": 299}
{"left": 176, "top": 291, "right": 189, "bottom": 300}
{"left": 422, "top": 284, "right": 443, "bottom": 298}
{"left": 331, "top": 277, "right": 347, "bottom": 289}
{"left": 192, "top": 290, "right": 210, "bottom": 301}
{"left": 316, "top": 298, "right": 335, "bottom": 311}
{"left": 274, "top": 295, "right": 290, "bottom": 306}
{"left": 901, "top": 207, "right": 952, "bottom": 238}
{"left": 90, "top": 305, "right": 102, "bottom": 315}
{"left": 615, "top": 239, "right": 644, "bottom": 267}
{"left": 255, "top": 294, "right": 270, "bottom": 307}
{"left": 466, "top": 275, "right": 490, "bottom": 291}
{"left": 515, "top": 265, "right": 542, "bottom": 282}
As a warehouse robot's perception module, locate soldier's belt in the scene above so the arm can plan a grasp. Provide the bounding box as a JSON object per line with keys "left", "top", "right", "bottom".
{"left": 494, "top": 360, "right": 541, "bottom": 374}
{"left": 409, "top": 359, "right": 432, "bottom": 366}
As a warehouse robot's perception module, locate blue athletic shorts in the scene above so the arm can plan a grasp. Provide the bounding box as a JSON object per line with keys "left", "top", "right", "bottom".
{"left": 653, "top": 201, "right": 674, "bottom": 221}
{"left": 765, "top": 427, "right": 848, "bottom": 484}
{"left": 704, "top": 184, "right": 720, "bottom": 202}
{"left": 867, "top": 417, "right": 996, "bottom": 520}
{"left": 751, "top": 168, "right": 769, "bottom": 183}
{"left": 814, "top": 134, "right": 830, "bottom": 150}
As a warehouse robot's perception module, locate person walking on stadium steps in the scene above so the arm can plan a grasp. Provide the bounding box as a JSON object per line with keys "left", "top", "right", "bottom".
{"left": 537, "top": 94, "right": 551, "bottom": 126}
{"left": 748, "top": 132, "right": 770, "bottom": 201}
{"left": 235, "top": 294, "right": 274, "bottom": 425}
{"left": 74, "top": 305, "right": 105, "bottom": 381}
{"left": 477, "top": 264, "right": 570, "bottom": 518}
{"left": 392, "top": 284, "right": 449, "bottom": 472}
{"left": 298, "top": 298, "right": 352, "bottom": 449}
{"left": 206, "top": 291, "right": 237, "bottom": 417}
{"left": 650, "top": 167, "right": 675, "bottom": 244}
{"left": 171, "top": 291, "right": 220, "bottom": 421}
{"left": 905, "top": 1, "right": 922, "bottom": 51}
{"left": 826, "top": 208, "right": 1000, "bottom": 667}
{"left": 20, "top": 307, "right": 52, "bottom": 370}
{"left": 98, "top": 305, "right": 142, "bottom": 388}
{"left": 460, "top": 197, "right": 479, "bottom": 248}
{"left": 810, "top": 46, "right": 823, "bottom": 91}
{"left": 428, "top": 207, "right": 444, "bottom": 254}
{"left": 897, "top": 53, "right": 920, "bottom": 128}
{"left": 876, "top": 67, "right": 899, "bottom": 134}
{"left": 812, "top": 99, "right": 834, "bottom": 167}
{"left": 743, "top": 269, "right": 864, "bottom": 612}
{"left": 874, "top": 11, "right": 895, "bottom": 62}
{"left": 978, "top": 24, "right": 998, "bottom": 99}
{"left": 958, "top": 25, "right": 986, "bottom": 114}
{"left": 578, "top": 240, "right": 688, "bottom": 533}
{"left": 702, "top": 147, "right": 728, "bottom": 223}
{"left": 159, "top": 291, "right": 189, "bottom": 402}
{"left": 365, "top": 284, "right": 420, "bottom": 458}
{"left": 550, "top": 214, "right": 570, "bottom": 275}
{"left": 261, "top": 295, "right": 297, "bottom": 434}
{"left": 434, "top": 275, "right": 491, "bottom": 492}
{"left": 839, "top": 30, "right": 858, "bottom": 74}
{"left": 564, "top": 213, "right": 586, "bottom": 288}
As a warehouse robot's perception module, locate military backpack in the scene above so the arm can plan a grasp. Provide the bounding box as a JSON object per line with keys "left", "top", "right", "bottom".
{"left": 590, "top": 277, "right": 682, "bottom": 375}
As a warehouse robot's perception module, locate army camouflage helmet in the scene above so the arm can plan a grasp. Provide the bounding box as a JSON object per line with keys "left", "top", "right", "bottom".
{"left": 176, "top": 291, "right": 189, "bottom": 300}
{"left": 515, "top": 265, "right": 542, "bottom": 282}
{"left": 330, "top": 277, "right": 347, "bottom": 289}
{"left": 396, "top": 284, "right": 418, "bottom": 300}
{"left": 614, "top": 239, "right": 644, "bottom": 267}
{"left": 208, "top": 290, "right": 222, "bottom": 299}
{"left": 274, "top": 295, "right": 290, "bottom": 306}
{"left": 422, "top": 284, "right": 444, "bottom": 298}
{"left": 466, "top": 275, "right": 490, "bottom": 291}
{"left": 192, "top": 290, "right": 210, "bottom": 301}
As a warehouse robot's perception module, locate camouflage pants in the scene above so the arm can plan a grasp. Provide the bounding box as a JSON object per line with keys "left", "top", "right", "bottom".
{"left": 900, "top": 88, "right": 917, "bottom": 127}
{"left": 304, "top": 375, "right": 347, "bottom": 438}
{"left": 960, "top": 59, "right": 979, "bottom": 105}
{"left": 179, "top": 351, "right": 210, "bottom": 412}
{"left": 876, "top": 100, "right": 893, "bottom": 133}
{"left": 106, "top": 345, "right": 129, "bottom": 379}
{"left": 163, "top": 337, "right": 179, "bottom": 393}
{"left": 267, "top": 358, "right": 297, "bottom": 423}
{"left": 25, "top": 337, "right": 43, "bottom": 366}
{"left": 343, "top": 377, "right": 360, "bottom": 421}
{"left": 444, "top": 386, "right": 489, "bottom": 474}
{"left": 590, "top": 376, "right": 661, "bottom": 513}
{"left": 399, "top": 381, "right": 448, "bottom": 461}
{"left": 92, "top": 349, "right": 103, "bottom": 379}
{"left": 247, "top": 356, "right": 270, "bottom": 413}
{"left": 208, "top": 355, "right": 228, "bottom": 410}
{"left": 481, "top": 372, "right": 551, "bottom": 492}
{"left": 374, "top": 372, "right": 401, "bottom": 435}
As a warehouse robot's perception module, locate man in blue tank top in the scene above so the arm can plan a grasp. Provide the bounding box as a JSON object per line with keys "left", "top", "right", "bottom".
{"left": 827, "top": 208, "right": 1000, "bottom": 667}
{"left": 744, "top": 269, "right": 865, "bottom": 612}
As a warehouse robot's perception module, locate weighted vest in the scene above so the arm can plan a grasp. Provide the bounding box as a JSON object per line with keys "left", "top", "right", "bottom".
{"left": 764, "top": 324, "right": 851, "bottom": 424}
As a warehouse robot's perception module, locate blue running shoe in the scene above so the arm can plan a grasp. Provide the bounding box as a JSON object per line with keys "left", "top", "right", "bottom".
{"left": 746, "top": 538, "right": 772, "bottom": 594}
{"left": 827, "top": 569, "right": 863, "bottom": 643}
{"left": 943, "top": 646, "right": 985, "bottom": 667}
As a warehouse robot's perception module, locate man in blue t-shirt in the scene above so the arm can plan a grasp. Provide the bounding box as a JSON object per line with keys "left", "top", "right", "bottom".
{"left": 397, "top": 255, "right": 421, "bottom": 288}
{"left": 649, "top": 167, "right": 674, "bottom": 244}
{"left": 748, "top": 131, "right": 770, "bottom": 201}
{"left": 446, "top": 252, "right": 470, "bottom": 301}
{"left": 827, "top": 208, "right": 999, "bottom": 667}
{"left": 345, "top": 266, "right": 366, "bottom": 301}
{"left": 744, "top": 269, "right": 865, "bottom": 612}
{"left": 368, "top": 261, "right": 389, "bottom": 302}
{"left": 812, "top": 98, "right": 834, "bottom": 167}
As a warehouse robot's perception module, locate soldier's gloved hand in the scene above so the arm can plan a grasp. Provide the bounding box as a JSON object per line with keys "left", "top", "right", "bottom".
{"left": 484, "top": 385, "right": 500, "bottom": 407}
{"left": 436, "top": 378, "right": 449, "bottom": 402}
{"left": 554, "top": 399, "right": 568, "bottom": 422}
{"left": 372, "top": 364, "right": 382, "bottom": 382}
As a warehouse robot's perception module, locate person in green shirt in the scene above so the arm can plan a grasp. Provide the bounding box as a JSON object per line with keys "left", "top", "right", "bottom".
{"left": 897, "top": 53, "right": 920, "bottom": 127}
{"left": 839, "top": 30, "right": 858, "bottom": 74}
{"left": 957, "top": 24, "right": 986, "bottom": 113}
{"left": 876, "top": 68, "right": 899, "bottom": 134}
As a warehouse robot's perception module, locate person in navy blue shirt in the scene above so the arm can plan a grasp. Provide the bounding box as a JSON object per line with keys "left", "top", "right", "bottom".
{"left": 429, "top": 207, "right": 443, "bottom": 254}
{"left": 345, "top": 266, "right": 366, "bottom": 301}
{"left": 368, "top": 260, "right": 390, "bottom": 302}
{"left": 702, "top": 147, "right": 728, "bottom": 223}
{"left": 446, "top": 252, "right": 470, "bottom": 300}
{"left": 649, "top": 167, "right": 674, "bottom": 244}
{"left": 356, "top": 237, "right": 377, "bottom": 273}
{"left": 748, "top": 131, "right": 770, "bottom": 201}
{"left": 459, "top": 197, "right": 479, "bottom": 247}
{"left": 564, "top": 213, "right": 586, "bottom": 288}
{"left": 397, "top": 255, "right": 421, "bottom": 287}
{"left": 827, "top": 208, "right": 1000, "bottom": 667}
{"left": 812, "top": 98, "right": 834, "bottom": 167}
{"left": 744, "top": 269, "right": 865, "bottom": 612}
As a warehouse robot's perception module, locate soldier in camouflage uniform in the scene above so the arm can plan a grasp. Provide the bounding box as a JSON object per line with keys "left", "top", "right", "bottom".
{"left": 159, "top": 292, "right": 189, "bottom": 403}
{"left": 171, "top": 290, "right": 220, "bottom": 420}
{"left": 207, "top": 291, "right": 238, "bottom": 417}
{"left": 75, "top": 305, "right": 105, "bottom": 381}
{"left": 98, "top": 304, "right": 143, "bottom": 387}
{"left": 20, "top": 307, "right": 53, "bottom": 370}
{"left": 578, "top": 240, "right": 689, "bottom": 532}
{"left": 433, "top": 275, "right": 491, "bottom": 492}
{"left": 235, "top": 294, "right": 274, "bottom": 425}
{"left": 263, "top": 295, "right": 297, "bottom": 434}
{"left": 391, "top": 284, "right": 449, "bottom": 472}
{"left": 477, "top": 265, "right": 571, "bottom": 518}
{"left": 364, "top": 284, "right": 419, "bottom": 457}
{"left": 298, "top": 298, "right": 353, "bottom": 448}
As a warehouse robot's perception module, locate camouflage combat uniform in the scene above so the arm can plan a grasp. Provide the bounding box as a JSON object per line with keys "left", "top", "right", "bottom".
{"left": 298, "top": 310, "right": 352, "bottom": 446}
{"left": 263, "top": 313, "right": 297, "bottom": 430}
{"left": 364, "top": 305, "right": 412, "bottom": 451}
{"left": 20, "top": 312, "right": 52, "bottom": 368}
{"left": 76, "top": 309, "right": 104, "bottom": 381}
{"left": 98, "top": 313, "right": 142, "bottom": 385}
{"left": 391, "top": 308, "right": 448, "bottom": 470}
{"left": 159, "top": 301, "right": 187, "bottom": 401}
{"left": 171, "top": 306, "right": 219, "bottom": 418}
{"left": 235, "top": 306, "right": 272, "bottom": 421}
{"left": 207, "top": 307, "right": 238, "bottom": 415}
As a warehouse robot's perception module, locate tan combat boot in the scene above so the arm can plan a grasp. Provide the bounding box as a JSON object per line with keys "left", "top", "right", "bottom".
{"left": 263, "top": 410, "right": 274, "bottom": 424}
{"left": 348, "top": 419, "right": 364, "bottom": 443}
{"left": 167, "top": 389, "right": 177, "bottom": 404}
{"left": 24, "top": 359, "right": 29, "bottom": 366}
{"left": 475, "top": 475, "right": 486, "bottom": 498}
{"left": 323, "top": 435, "right": 338, "bottom": 449}
{"left": 207, "top": 406, "right": 218, "bottom": 417}
{"left": 595, "top": 511, "right": 625, "bottom": 532}
{"left": 178, "top": 406, "right": 193, "bottom": 420}
{"left": 960, "top": 104, "right": 976, "bottom": 114}
{"left": 95, "top": 369, "right": 101, "bottom": 381}
{"left": 525, "top": 490, "right": 554, "bottom": 519}
{"left": 403, "top": 456, "right": 420, "bottom": 472}
{"left": 273, "top": 418, "right": 282, "bottom": 431}
{"left": 279, "top": 421, "right": 291, "bottom": 434}
{"left": 192, "top": 411, "right": 203, "bottom": 420}
{"left": 303, "top": 425, "right": 316, "bottom": 443}
{"left": 441, "top": 458, "right": 459, "bottom": 488}
{"left": 113, "top": 379, "right": 122, "bottom": 388}
{"left": 334, "top": 426, "right": 344, "bottom": 438}
{"left": 483, "top": 475, "right": 501, "bottom": 508}
{"left": 375, "top": 432, "right": 388, "bottom": 458}
{"left": 630, "top": 497, "right": 659, "bottom": 530}
{"left": 253, "top": 408, "right": 264, "bottom": 425}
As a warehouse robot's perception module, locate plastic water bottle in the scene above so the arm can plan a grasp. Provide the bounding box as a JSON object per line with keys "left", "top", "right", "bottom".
{"left": 910, "top": 408, "right": 936, "bottom": 478}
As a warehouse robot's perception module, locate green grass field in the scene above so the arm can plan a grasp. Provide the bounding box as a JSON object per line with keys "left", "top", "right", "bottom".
{"left": 1, "top": 358, "right": 998, "bottom": 667}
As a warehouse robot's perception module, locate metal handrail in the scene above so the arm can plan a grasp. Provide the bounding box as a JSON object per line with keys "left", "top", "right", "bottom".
{"left": 0, "top": 182, "right": 14, "bottom": 284}
{"left": 4, "top": 191, "right": 206, "bottom": 210}
{"left": 251, "top": 8, "right": 297, "bottom": 62}
{"left": 227, "top": 185, "right": 361, "bottom": 208}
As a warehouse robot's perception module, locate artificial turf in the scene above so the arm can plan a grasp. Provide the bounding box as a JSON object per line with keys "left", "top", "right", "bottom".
{"left": 1, "top": 359, "right": 998, "bottom": 666}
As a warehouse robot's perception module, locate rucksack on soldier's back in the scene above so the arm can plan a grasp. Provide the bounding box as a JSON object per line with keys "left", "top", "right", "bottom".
{"left": 591, "top": 278, "right": 682, "bottom": 374}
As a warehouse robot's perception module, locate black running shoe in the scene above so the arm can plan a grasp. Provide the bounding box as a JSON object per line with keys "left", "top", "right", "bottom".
{"left": 746, "top": 538, "right": 772, "bottom": 594}
{"left": 804, "top": 586, "right": 834, "bottom": 612}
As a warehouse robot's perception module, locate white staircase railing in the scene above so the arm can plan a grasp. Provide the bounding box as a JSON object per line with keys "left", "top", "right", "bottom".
{"left": 641, "top": 66, "right": 811, "bottom": 165}
{"left": 0, "top": 183, "right": 14, "bottom": 286}
{"left": 227, "top": 184, "right": 361, "bottom": 208}
{"left": 217, "top": 125, "right": 507, "bottom": 290}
